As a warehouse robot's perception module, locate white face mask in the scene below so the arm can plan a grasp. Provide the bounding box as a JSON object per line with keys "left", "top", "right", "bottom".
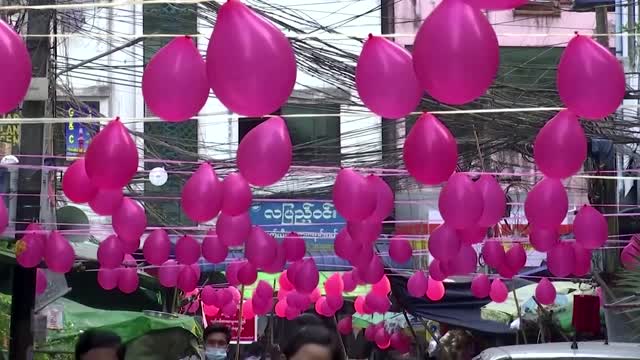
{"left": 205, "top": 347, "right": 227, "bottom": 360}
{"left": 245, "top": 357, "right": 261, "bottom": 360}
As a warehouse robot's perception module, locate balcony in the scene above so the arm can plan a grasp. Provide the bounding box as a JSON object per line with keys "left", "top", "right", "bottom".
{"left": 513, "top": 0, "right": 566, "bottom": 17}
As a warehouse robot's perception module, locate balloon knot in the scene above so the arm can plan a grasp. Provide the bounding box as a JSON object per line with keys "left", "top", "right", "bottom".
{"left": 574, "top": 31, "right": 579, "bottom": 36}
{"left": 367, "top": 33, "right": 373, "bottom": 39}
{"left": 184, "top": 35, "right": 191, "bottom": 40}
{"left": 114, "top": 116, "right": 121, "bottom": 122}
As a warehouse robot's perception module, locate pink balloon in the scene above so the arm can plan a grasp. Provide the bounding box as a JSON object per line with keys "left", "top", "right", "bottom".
{"left": 177, "top": 265, "right": 198, "bottom": 292}
{"left": 439, "top": 173, "right": 484, "bottom": 229}
{"left": 413, "top": 0, "right": 498, "bottom": 104}
{"left": 245, "top": 226, "right": 277, "bottom": 268}
{"left": 389, "top": 235, "right": 413, "bottom": 264}
{"left": 159, "top": 260, "right": 180, "bottom": 287}
{"left": 242, "top": 300, "right": 255, "bottom": 319}
{"left": 333, "top": 169, "right": 376, "bottom": 221}
{"left": 0, "top": 20, "right": 31, "bottom": 113}
{"left": 45, "top": 231, "right": 75, "bottom": 274}
{"left": 466, "top": 0, "right": 527, "bottom": 9}
{"left": 364, "top": 325, "right": 377, "bottom": 341}
{"left": 16, "top": 232, "right": 44, "bottom": 269}
{"left": 354, "top": 296, "right": 366, "bottom": 314}
{"left": 573, "top": 243, "right": 592, "bottom": 277}
{"left": 36, "top": 269, "right": 47, "bottom": 295}
{"left": 347, "top": 220, "right": 382, "bottom": 245}
{"left": 390, "top": 332, "right": 411, "bottom": 354}
{"left": 476, "top": 175, "right": 506, "bottom": 227}
{"left": 201, "top": 285, "right": 217, "bottom": 305}
{"left": 181, "top": 163, "right": 223, "bottom": 223}
{"left": 337, "top": 316, "right": 353, "bottom": 335}
{"left": 283, "top": 232, "right": 306, "bottom": 262}
{"left": 215, "top": 211, "right": 251, "bottom": 247}
{"left": 334, "top": 228, "right": 360, "bottom": 262}
{"left": 309, "top": 288, "right": 321, "bottom": 303}
{"left": 97, "top": 235, "right": 124, "bottom": 269}
{"left": 275, "top": 300, "right": 288, "bottom": 318}
{"left": 375, "top": 327, "right": 391, "bottom": 349}
{"left": 98, "top": 268, "right": 119, "bottom": 290}
{"left": 505, "top": 244, "right": 526, "bottom": 272}
{"left": 62, "top": 159, "right": 97, "bottom": 203}
{"left": 529, "top": 227, "right": 559, "bottom": 252}
{"left": 0, "top": 196, "right": 7, "bottom": 234}
{"left": 355, "top": 35, "right": 422, "bottom": 118}
{"left": 490, "top": 279, "right": 508, "bottom": 303}
{"left": 85, "top": 119, "right": 138, "bottom": 189}
{"left": 117, "top": 267, "right": 139, "bottom": 294}
{"left": 237, "top": 261, "right": 258, "bottom": 286}
{"left": 497, "top": 263, "right": 518, "bottom": 279}
{"left": 445, "top": 245, "right": 477, "bottom": 275}
{"left": 262, "top": 242, "right": 286, "bottom": 274}
{"left": 525, "top": 178, "right": 568, "bottom": 229}
{"left": 286, "top": 291, "right": 310, "bottom": 310}
{"left": 534, "top": 110, "right": 587, "bottom": 179}
{"left": 342, "top": 272, "right": 358, "bottom": 293}
{"left": 426, "top": 276, "right": 445, "bottom": 301}
{"left": 324, "top": 273, "right": 344, "bottom": 296}
{"left": 482, "top": 240, "right": 506, "bottom": 268}
{"left": 143, "top": 229, "right": 170, "bottom": 266}
{"left": 428, "top": 223, "right": 461, "bottom": 261}
{"left": 221, "top": 172, "right": 252, "bottom": 216}
{"left": 547, "top": 242, "right": 575, "bottom": 277}
{"left": 371, "top": 275, "right": 391, "bottom": 296}
{"left": 574, "top": 205, "right": 607, "bottom": 250}
{"left": 428, "top": 259, "right": 447, "bottom": 281}
{"left": 471, "top": 274, "right": 490, "bottom": 298}
{"left": 279, "top": 270, "right": 294, "bottom": 291}
{"left": 206, "top": 0, "right": 296, "bottom": 117}
{"left": 295, "top": 259, "right": 319, "bottom": 294}
{"left": 255, "top": 280, "right": 273, "bottom": 299}
{"left": 403, "top": 113, "right": 457, "bottom": 185}
{"left": 366, "top": 175, "right": 395, "bottom": 222}
{"left": 365, "top": 292, "right": 390, "bottom": 314}
{"left": 202, "top": 230, "right": 228, "bottom": 264}
{"left": 229, "top": 286, "right": 241, "bottom": 303}
{"left": 175, "top": 235, "right": 201, "bottom": 265}
{"left": 252, "top": 294, "right": 273, "bottom": 315}
{"left": 222, "top": 301, "right": 238, "bottom": 318}
{"left": 535, "top": 277, "right": 556, "bottom": 305}
{"left": 326, "top": 293, "right": 344, "bottom": 311}
{"left": 219, "top": 287, "right": 234, "bottom": 306}
{"left": 407, "top": 271, "right": 428, "bottom": 298}
{"left": 557, "top": 34, "right": 625, "bottom": 119}
{"left": 359, "top": 255, "right": 385, "bottom": 285}
{"left": 89, "top": 188, "right": 124, "bottom": 216}
{"left": 112, "top": 197, "right": 147, "bottom": 244}
{"left": 315, "top": 296, "right": 334, "bottom": 317}
{"left": 621, "top": 241, "right": 640, "bottom": 270}
{"left": 458, "top": 226, "right": 487, "bottom": 245}
{"left": 142, "top": 36, "right": 208, "bottom": 122}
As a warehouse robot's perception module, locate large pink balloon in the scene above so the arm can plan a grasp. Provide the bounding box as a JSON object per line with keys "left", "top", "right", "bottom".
{"left": 238, "top": 261, "right": 258, "bottom": 286}
{"left": 262, "top": 242, "right": 286, "bottom": 274}
{"left": 439, "top": 173, "right": 484, "bottom": 229}
{"left": 524, "top": 177, "right": 568, "bottom": 229}
{"left": 535, "top": 277, "right": 556, "bottom": 305}
{"left": 413, "top": 0, "right": 498, "bottom": 104}
{"left": 118, "top": 267, "right": 139, "bottom": 294}
{"left": 529, "top": 227, "right": 559, "bottom": 252}
{"left": 236, "top": 116, "right": 292, "bottom": 186}
{"left": 177, "top": 265, "right": 198, "bottom": 292}
{"left": 403, "top": 113, "right": 457, "bottom": 185}
{"left": 142, "top": 36, "right": 208, "bottom": 122}
{"left": 245, "top": 226, "right": 277, "bottom": 268}
{"left": 159, "top": 260, "right": 180, "bottom": 287}
{"left": 428, "top": 223, "right": 461, "bottom": 261}
{"left": 407, "top": 271, "right": 428, "bottom": 297}
{"left": 45, "top": 231, "right": 75, "bottom": 274}
{"left": 221, "top": 172, "right": 252, "bottom": 216}
{"left": 458, "top": 226, "right": 487, "bottom": 245}
{"left": 534, "top": 110, "right": 587, "bottom": 179}
{"left": 333, "top": 169, "right": 376, "bottom": 221}
{"left": 557, "top": 34, "right": 625, "bottom": 119}
{"left": 621, "top": 241, "right": 640, "bottom": 270}
{"left": 466, "top": 0, "right": 527, "bottom": 9}
{"left": 573, "top": 243, "right": 592, "bottom": 277}
{"left": 429, "top": 259, "right": 448, "bottom": 281}
{"left": 16, "top": 232, "right": 44, "bottom": 269}
{"left": 202, "top": 230, "right": 228, "bottom": 264}
{"left": 85, "top": 119, "right": 138, "bottom": 189}
{"left": 482, "top": 240, "right": 506, "bottom": 268}
{"left": 175, "top": 235, "right": 201, "bottom": 265}
{"left": 490, "top": 279, "right": 508, "bottom": 303}
{"left": 337, "top": 316, "right": 353, "bottom": 335}
{"left": 365, "top": 175, "right": 394, "bottom": 223}
{"left": 573, "top": 205, "right": 607, "bottom": 250}
{"left": 547, "top": 242, "right": 575, "bottom": 277}
{"left": 98, "top": 268, "right": 119, "bottom": 290}
{"left": 497, "top": 263, "right": 518, "bottom": 279}
{"left": 347, "top": 221, "right": 382, "bottom": 245}
{"left": 0, "top": 20, "right": 31, "bottom": 114}
{"left": 97, "top": 235, "right": 124, "bottom": 269}
{"left": 295, "top": 259, "right": 319, "bottom": 294}
{"left": 505, "top": 244, "right": 526, "bottom": 272}
{"left": 62, "top": 159, "right": 97, "bottom": 203}
{"left": 389, "top": 235, "right": 413, "bottom": 264}
{"left": 342, "top": 272, "right": 358, "bottom": 293}
{"left": 206, "top": 0, "right": 296, "bottom": 116}
{"left": 471, "top": 274, "right": 490, "bottom": 298}
{"left": 112, "top": 197, "right": 147, "bottom": 244}
{"left": 216, "top": 211, "right": 251, "bottom": 247}
{"left": 89, "top": 188, "right": 123, "bottom": 216}
{"left": 426, "top": 276, "right": 445, "bottom": 301}
{"left": 355, "top": 35, "right": 422, "bottom": 118}
{"left": 283, "top": 232, "right": 306, "bottom": 262}
{"left": 182, "top": 163, "right": 223, "bottom": 223}
{"left": 255, "top": 280, "right": 273, "bottom": 299}
{"left": 143, "top": 229, "right": 170, "bottom": 266}
{"left": 476, "top": 175, "right": 506, "bottom": 227}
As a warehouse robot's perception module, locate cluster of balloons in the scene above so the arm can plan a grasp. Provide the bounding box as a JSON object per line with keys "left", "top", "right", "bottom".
{"left": 16, "top": 224, "right": 76, "bottom": 275}
{"left": 406, "top": 271, "right": 446, "bottom": 301}
{"left": 97, "top": 255, "right": 140, "bottom": 294}
{"left": 470, "top": 275, "right": 509, "bottom": 303}
{"left": 363, "top": 322, "right": 412, "bottom": 352}
{"left": 201, "top": 285, "right": 242, "bottom": 318}
{"left": 157, "top": 259, "right": 202, "bottom": 293}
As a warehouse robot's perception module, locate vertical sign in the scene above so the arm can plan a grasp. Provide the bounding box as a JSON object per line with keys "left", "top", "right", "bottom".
{"left": 62, "top": 101, "right": 100, "bottom": 159}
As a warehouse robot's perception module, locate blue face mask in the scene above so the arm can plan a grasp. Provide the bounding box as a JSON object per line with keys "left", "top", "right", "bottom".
{"left": 205, "top": 347, "right": 227, "bottom": 360}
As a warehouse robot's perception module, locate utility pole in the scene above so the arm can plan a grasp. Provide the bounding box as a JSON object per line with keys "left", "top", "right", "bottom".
{"left": 9, "top": 0, "right": 53, "bottom": 358}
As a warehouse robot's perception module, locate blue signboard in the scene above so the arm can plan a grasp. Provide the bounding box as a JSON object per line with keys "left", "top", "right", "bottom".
{"left": 62, "top": 101, "right": 100, "bottom": 159}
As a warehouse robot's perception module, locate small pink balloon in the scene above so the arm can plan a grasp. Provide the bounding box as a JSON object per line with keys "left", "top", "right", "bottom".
{"left": 426, "top": 277, "right": 445, "bottom": 301}
{"left": 471, "top": 274, "right": 490, "bottom": 298}
{"left": 221, "top": 172, "right": 252, "bottom": 216}
{"left": 326, "top": 293, "right": 344, "bottom": 311}
{"left": 355, "top": 35, "right": 422, "bottom": 119}
{"left": 457, "top": 226, "right": 488, "bottom": 245}
{"left": 242, "top": 299, "right": 256, "bottom": 319}
{"left": 466, "top": 0, "right": 527, "bottom": 9}
{"left": 403, "top": 113, "right": 457, "bottom": 185}
{"left": 97, "top": 235, "right": 125, "bottom": 269}
{"left": 524, "top": 177, "right": 568, "bottom": 229}
{"left": 252, "top": 294, "right": 273, "bottom": 315}
{"left": 413, "top": 0, "right": 498, "bottom": 104}
{"left": 309, "top": 288, "right": 321, "bottom": 303}
{"left": 337, "top": 316, "right": 353, "bottom": 335}
{"left": 275, "top": 300, "right": 288, "bottom": 318}
{"left": 573, "top": 243, "right": 592, "bottom": 277}
{"left": 255, "top": 280, "right": 273, "bottom": 299}
{"left": 279, "top": 270, "right": 294, "bottom": 291}
{"left": 237, "top": 261, "right": 258, "bottom": 286}
{"left": 476, "top": 175, "right": 506, "bottom": 227}
{"left": 175, "top": 235, "right": 201, "bottom": 265}
{"left": 342, "top": 272, "right": 358, "bottom": 293}
{"left": 364, "top": 324, "right": 377, "bottom": 341}
{"left": 118, "top": 267, "right": 139, "bottom": 294}
{"left": 98, "top": 268, "right": 119, "bottom": 290}
{"left": 389, "top": 235, "right": 413, "bottom": 264}
{"left": 547, "top": 242, "right": 575, "bottom": 277}
{"left": 62, "top": 159, "right": 97, "bottom": 203}
{"left": 202, "top": 230, "right": 228, "bottom": 264}
{"left": 497, "top": 263, "right": 518, "bottom": 279}
{"left": 375, "top": 327, "right": 392, "bottom": 349}
{"left": 283, "top": 232, "right": 306, "bottom": 262}
{"left": 112, "top": 197, "right": 147, "bottom": 244}
{"left": 371, "top": 275, "right": 391, "bottom": 296}
{"left": 365, "top": 175, "right": 394, "bottom": 223}
{"left": 365, "top": 292, "right": 390, "bottom": 314}
{"left": 177, "top": 265, "right": 198, "bottom": 292}
{"left": 181, "top": 163, "right": 223, "bottom": 223}
{"left": 159, "top": 260, "right": 180, "bottom": 287}
{"left": 236, "top": 117, "right": 293, "bottom": 186}
{"left": 529, "top": 227, "right": 559, "bottom": 252}
{"left": 315, "top": 296, "right": 334, "bottom": 317}
{"left": 347, "top": 220, "right": 382, "bottom": 245}
{"left": 142, "top": 36, "right": 208, "bottom": 122}
{"left": 621, "top": 241, "right": 640, "bottom": 270}
{"left": 354, "top": 295, "right": 366, "bottom": 314}
{"left": 360, "top": 255, "right": 385, "bottom": 285}
{"left": 245, "top": 226, "right": 277, "bottom": 268}
{"left": 535, "top": 277, "right": 556, "bottom": 305}
{"left": 333, "top": 169, "right": 376, "bottom": 221}
{"left": 222, "top": 301, "right": 238, "bottom": 318}
{"left": 143, "top": 229, "right": 170, "bottom": 266}
{"left": 286, "top": 291, "right": 310, "bottom": 310}
{"left": 407, "top": 271, "right": 428, "bottom": 297}
{"left": 206, "top": 0, "right": 296, "bottom": 117}
{"left": 219, "top": 287, "right": 234, "bottom": 305}
{"left": 334, "top": 228, "right": 360, "bottom": 262}
{"left": 45, "top": 231, "right": 75, "bottom": 274}
{"left": 445, "top": 245, "right": 477, "bottom": 275}
{"left": 428, "top": 259, "right": 447, "bottom": 281}
{"left": 36, "top": 269, "right": 47, "bottom": 295}
{"left": 490, "top": 279, "right": 508, "bottom": 303}
{"left": 16, "top": 232, "right": 44, "bottom": 269}
{"left": 324, "top": 273, "right": 344, "bottom": 296}
{"left": 505, "top": 244, "right": 526, "bottom": 272}
{"left": 0, "top": 20, "right": 32, "bottom": 114}
{"left": 262, "top": 242, "right": 286, "bottom": 274}
{"left": 85, "top": 119, "right": 138, "bottom": 189}
{"left": 294, "top": 259, "right": 319, "bottom": 294}
{"left": 557, "top": 34, "right": 625, "bottom": 119}
{"left": 201, "top": 285, "right": 217, "bottom": 305}
{"left": 534, "top": 110, "right": 587, "bottom": 179}
{"left": 573, "top": 205, "right": 607, "bottom": 250}
{"left": 229, "top": 286, "right": 241, "bottom": 303}
{"left": 439, "top": 173, "right": 484, "bottom": 229}
{"left": 216, "top": 211, "right": 251, "bottom": 247}
{"left": 89, "top": 188, "right": 124, "bottom": 216}
{"left": 428, "top": 223, "right": 461, "bottom": 261}
{"left": 482, "top": 240, "right": 506, "bottom": 268}
{"left": 390, "top": 332, "right": 411, "bottom": 354}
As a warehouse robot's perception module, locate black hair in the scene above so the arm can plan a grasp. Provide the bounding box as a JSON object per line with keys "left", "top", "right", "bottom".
{"left": 282, "top": 325, "right": 344, "bottom": 360}
{"left": 204, "top": 323, "right": 232, "bottom": 344}
{"left": 75, "top": 329, "right": 122, "bottom": 360}
{"left": 244, "top": 342, "right": 264, "bottom": 357}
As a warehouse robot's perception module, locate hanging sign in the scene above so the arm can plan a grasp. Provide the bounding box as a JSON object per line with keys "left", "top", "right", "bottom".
{"left": 61, "top": 101, "right": 100, "bottom": 159}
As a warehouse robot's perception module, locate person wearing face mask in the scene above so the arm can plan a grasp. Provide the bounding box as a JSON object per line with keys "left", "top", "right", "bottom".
{"left": 203, "top": 324, "right": 231, "bottom": 360}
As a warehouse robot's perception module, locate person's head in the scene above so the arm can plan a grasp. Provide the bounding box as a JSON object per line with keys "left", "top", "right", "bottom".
{"left": 243, "top": 342, "right": 265, "bottom": 360}
{"left": 204, "top": 323, "right": 231, "bottom": 360}
{"left": 75, "top": 329, "right": 123, "bottom": 360}
{"left": 282, "top": 325, "right": 344, "bottom": 360}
